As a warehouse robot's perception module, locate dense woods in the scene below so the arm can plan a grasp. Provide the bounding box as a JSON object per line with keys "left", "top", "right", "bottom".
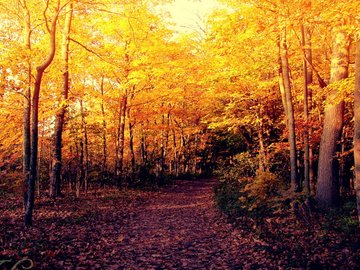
{"left": 1, "top": 0, "right": 360, "bottom": 268}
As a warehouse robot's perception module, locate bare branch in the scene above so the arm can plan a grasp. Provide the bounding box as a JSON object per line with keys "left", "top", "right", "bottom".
{"left": 69, "top": 38, "right": 121, "bottom": 69}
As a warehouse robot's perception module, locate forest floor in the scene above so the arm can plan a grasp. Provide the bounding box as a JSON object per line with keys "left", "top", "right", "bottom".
{"left": 1, "top": 179, "right": 360, "bottom": 269}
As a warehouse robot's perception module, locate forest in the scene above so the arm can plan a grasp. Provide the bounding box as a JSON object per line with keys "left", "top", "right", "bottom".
{"left": 1, "top": 0, "right": 360, "bottom": 269}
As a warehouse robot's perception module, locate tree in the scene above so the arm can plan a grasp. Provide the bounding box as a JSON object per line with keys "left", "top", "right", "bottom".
{"left": 301, "top": 23, "right": 313, "bottom": 195}
{"left": 354, "top": 36, "right": 360, "bottom": 222}
{"left": 315, "top": 29, "right": 350, "bottom": 208}
{"left": 279, "top": 27, "right": 299, "bottom": 192}
{"left": 25, "top": 0, "right": 63, "bottom": 226}
{"left": 50, "top": 2, "right": 73, "bottom": 198}
{"left": 19, "top": 0, "right": 32, "bottom": 208}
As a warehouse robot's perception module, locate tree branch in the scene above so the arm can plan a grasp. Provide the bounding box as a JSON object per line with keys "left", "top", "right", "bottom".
{"left": 69, "top": 38, "right": 122, "bottom": 69}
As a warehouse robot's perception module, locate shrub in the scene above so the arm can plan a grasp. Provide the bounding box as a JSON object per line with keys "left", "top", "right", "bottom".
{"left": 214, "top": 153, "right": 287, "bottom": 219}
{"left": 232, "top": 152, "right": 257, "bottom": 177}
{"left": 214, "top": 178, "right": 246, "bottom": 217}
{"left": 214, "top": 152, "right": 257, "bottom": 182}
{"left": 268, "top": 149, "right": 290, "bottom": 183}
{"left": 243, "top": 170, "right": 285, "bottom": 212}
{"left": 322, "top": 201, "right": 359, "bottom": 234}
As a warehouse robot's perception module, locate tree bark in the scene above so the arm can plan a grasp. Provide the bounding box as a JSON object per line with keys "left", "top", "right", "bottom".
{"left": 20, "top": 0, "right": 32, "bottom": 209}
{"left": 354, "top": 37, "right": 360, "bottom": 221}
{"left": 160, "top": 112, "right": 166, "bottom": 175}
{"left": 301, "top": 24, "right": 311, "bottom": 194}
{"left": 280, "top": 29, "right": 299, "bottom": 192}
{"left": 172, "top": 127, "right": 178, "bottom": 177}
{"left": 76, "top": 138, "right": 84, "bottom": 198}
{"left": 257, "top": 106, "right": 267, "bottom": 172}
{"left": 128, "top": 108, "right": 136, "bottom": 182}
{"left": 316, "top": 30, "right": 349, "bottom": 208}
{"left": 50, "top": 3, "right": 73, "bottom": 198}
{"left": 180, "top": 129, "right": 186, "bottom": 174}
{"left": 100, "top": 76, "right": 107, "bottom": 170}
{"left": 80, "top": 100, "right": 89, "bottom": 193}
{"left": 25, "top": 1, "right": 60, "bottom": 226}
{"left": 140, "top": 125, "right": 147, "bottom": 167}
{"left": 305, "top": 25, "right": 314, "bottom": 193}
{"left": 116, "top": 94, "right": 127, "bottom": 188}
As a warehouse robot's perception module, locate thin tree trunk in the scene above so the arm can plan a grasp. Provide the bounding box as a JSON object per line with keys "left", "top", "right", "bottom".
{"left": 258, "top": 126, "right": 266, "bottom": 172}
{"left": 160, "top": 112, "right": 166, "bottom": 175}
{"left": 128, "top": 108, "right": 136, "bottom": 182}
{"left": 140, "top": 126, "right": 147, "bottom": 167}
{"left": 306, "top": 45, "right": 315, "bottom": 193}
{"left": 280, "top": 29, "right": 299, "bottom": 192}
{"left": 316, "top": 30, "right": 349, "bottom": 208}
{"left": 100, "top": 76, "right": 107, "bottom": 170}
{"left": 80, "top": 100, "right": 89, "bottom": 193}
{"left": 309, "top": 90, "right": 315, "bottom": 192}
{"left": 50, "top": 3, "right": 72, "bottom": 198}
{"left": 257, "top": 106, "right": 267, "bottom": 172}
{"left": 173, "top": 129, "right": 178, "bottom": 177}
{"left": 165, "top": 112, "right": 170, "bottom": 173}
{"left": 113, "top": 92, "right": 123, "bottom": 182}
{"left": 116, "top": 94, "right": 127, "bottom": 188}
{"left": 193, "top": 134, "right": 198, "bottom": 175}
{"left": 21, "top": 0, "right": 31, "bottom": 209}
{"left": 278, "top": 41, "right": 288, "bottom": 115}
{"left": 37, "top": 126, "right": 44, "bottom": 196}
{"left": 24, "top": 3, "right": 60, "bottom": 226}
{"left": 171, "top": 117, "right": 178, "bottom": 176}
{"left": 180, "top": 129, "right": 185, "bottom": 174}
{"left": 301, "top": 24, "right": 310, "bottom": 194}
{"left": 76, "top": 138, "right": 84, "bottom": 198}
{"left": 339, "top": 128, "right": 348, "bottom": 194}
{"left": 305, "top": 24, "right": 314, "bottom": 191}
{"left": 353, "top": 37, "right": 360, "bottom": 222}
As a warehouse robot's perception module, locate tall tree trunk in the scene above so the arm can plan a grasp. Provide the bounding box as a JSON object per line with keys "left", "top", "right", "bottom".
{"left": 76, "top": 138, "right": 84, "bottom": 198}
{"left": 38, "top": 125, "right": 45, "bottom": 196}
{"left": 116, "top": 94, "right": 127, "bottom": 188}
{"left": 114, "top": 104, "right": 121, "bottom": 183}
{"left": 140, "top": 125, "right": 147, "bottom": 167}
{"left": 100, "top": 76, "right": 107, "bottom": 170}
{"left": 128, "top": 108, "right": 136, "bottom": 182}
{"left": 280, "top": 29, "right": 299, "bottom": 192}
{"left": 180, "top": 129, "right": 186, "bottom": 174}
{"left": 316, "top": 30, "right": 349, "bottom": 208}
{"left": 20, "top": 0, "right": 31, "bottom": 209}
{"left": 301, "top": 24, "right": 311, "bottom": 194}
{"left": 305, "top": 24, "right": 314, "bottom": 192}
{"left": 160, "top": 112, "right": 166, "bottom": 175}
{"left": 50, "top": 3, "right": 73, "bottom": 198}
{"left": 258, "top": 126, "right": 266, "bottom": 172}
{"left": 339, "top": 128, "right": 348, "bottom": 194}
{"left": 309, "top": 89, "right": 315, "bottom": 192}
{"left": 172, "top": 128, "right": 178, "bottom": 177}
{"left": 165, "top": 112, "right": 170, "bottom": 173}
{"left": 193, "top": 134, "right": 198, "bottom": 175}
{"left": 257, "top": 106, "right": 267, "bottom": 172}
{"left": 353, "top": 37, "right": 360, "bottom": 222}
{"left": 170, "top": 116, "right": 178, "bottom": 176}
{"left": 80, "top": 100, "right": 89, "bottom": 193}
{"left": 24, "top": 3, "right": 60, "bottom": 226}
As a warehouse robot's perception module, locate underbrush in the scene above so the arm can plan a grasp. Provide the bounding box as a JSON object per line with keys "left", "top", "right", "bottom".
{"left": 0, "top": 171, "right": 24, "bottom": 197}
{"left": 213, "top": 152, "right": 360, "bottom": 268}
{"left": 214, "top": 152, "right": 289, "bottom": 219}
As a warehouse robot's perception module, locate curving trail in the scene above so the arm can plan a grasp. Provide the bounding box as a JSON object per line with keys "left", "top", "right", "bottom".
{"left": 106, "top": 179, "right": 262, "bottom": 270}
{"left": 1, "top": 180, "right": 272, "bottom": 270}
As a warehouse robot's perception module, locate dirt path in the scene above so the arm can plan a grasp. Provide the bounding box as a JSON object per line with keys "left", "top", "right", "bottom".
{"left": 107, "top": 179, "right": 258, "bottom": 269}
{"left": 1, "top": 180, "right": 269, "bottom": 269}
